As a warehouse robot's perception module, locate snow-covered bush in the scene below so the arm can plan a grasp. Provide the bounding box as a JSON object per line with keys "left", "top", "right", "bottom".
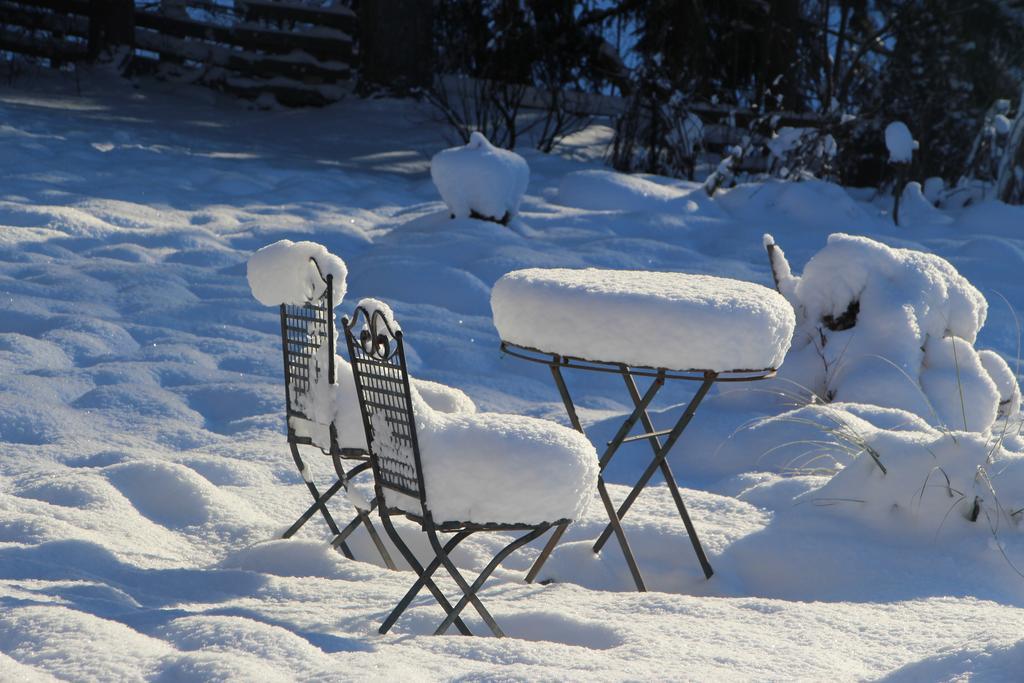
{"left": 884, "top": 121, "right": 918, "bottom": 163}
{"left": 766, "top": 126, "right": 838, "bottom": 181}
{"left": 430, "top": 131, "right": 529, "bottom": 225}
{"left": 609, "top": 81, "right": 705, "bottom": 181}
{"left": 721, "top": 400, "right": 1024, "bottom": 535}
{"left": 766, "top": 233, "right": 1018, "bottom": 433}
{"left": 896, "top": 181, "right": 953, "bottom": 226}
{"left": 885, "top": 121, "right": 919, "bottom": 225}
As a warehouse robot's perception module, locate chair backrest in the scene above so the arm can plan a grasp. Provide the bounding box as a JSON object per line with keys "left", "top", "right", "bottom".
{"left": 279, "top": 258, "right": 335, "bottom": 426}
{"left": 342, "top": 304, "right": 427, "bottom": 511}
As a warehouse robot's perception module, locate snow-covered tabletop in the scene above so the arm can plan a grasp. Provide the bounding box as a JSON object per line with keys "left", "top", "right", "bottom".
{"left": 492, "top": 268, "right": 795, "bottom": 372}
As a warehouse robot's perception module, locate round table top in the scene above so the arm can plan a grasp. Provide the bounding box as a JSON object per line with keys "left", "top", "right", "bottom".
{"left": 491, "top": 267, "right": 795, "bottom": 373}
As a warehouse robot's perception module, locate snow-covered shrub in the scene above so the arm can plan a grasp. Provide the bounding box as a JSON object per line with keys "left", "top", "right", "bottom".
{"left": 884, "top": 121, "right": 918, "bottom": 164}
{"left": 923, "top": 176, "right": 945, "bottom": 204}
{"left": 766, "top": 126, "right": 838, "bottom": 181}
{"left": 724, "top": 400, "right": 1024, "bottom": 535}
{"left": 609, "top": 81, "right": 705, "bottom": 181}
{"left": 896, "top": 181, "right": 953, "bottom": 226}
{"left": 766, "top": 233, "right": 1018, "bottom": 433}
{"left": 796, "top": 405, "right": 1024, "bottom": 533}
{"left": 430, "top": 131, "right": 529, "bottom": 225}
{"left": 978, "top": 349, "right": 1022, "bottom": 419}
{"left": 885, "top": 121, "right": 919, "bottom": 225}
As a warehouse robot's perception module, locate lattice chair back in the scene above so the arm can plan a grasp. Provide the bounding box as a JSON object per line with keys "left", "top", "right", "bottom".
{"left": 279, "top": 258, "right": 337, "bottom": 445}
{"left": 342, "top": 304, "right": 427, "bottom": 516}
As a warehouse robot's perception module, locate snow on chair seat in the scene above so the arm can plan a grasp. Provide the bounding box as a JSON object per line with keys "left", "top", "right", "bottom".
{"left": 396, "top": 403, "right": 596, "bottom": 526}
{"left": 492, "top": 267, "right": 796, "bottom": 372}
{"left": 343, "top": 299, "right": 597, "bottom": 637}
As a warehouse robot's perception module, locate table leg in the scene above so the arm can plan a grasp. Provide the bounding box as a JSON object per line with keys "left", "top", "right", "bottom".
{"left": 550, "top": 363, "right": 648, "bottom": 592}
{"left": 592, "top": 373, "right": 716, "bottom": 579}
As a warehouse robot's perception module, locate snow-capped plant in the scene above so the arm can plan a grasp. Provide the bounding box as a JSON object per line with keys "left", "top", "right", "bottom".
{"left": 765, "top": 233, "right": 1019, "bottom": 434}
{"left": 766, "top": 126, "right": 838, "bottom": 181}
{"left": 884, "top": 121, "right": 918, "bottom": 164}
{"left": 885, "top": 121, "right": 918, "bottom": 225}
{"left": 803, "top": 407, "right": 1024, "bottom": 535}
{"left": 430, "top": 131, "right": 529, "bottom": 225}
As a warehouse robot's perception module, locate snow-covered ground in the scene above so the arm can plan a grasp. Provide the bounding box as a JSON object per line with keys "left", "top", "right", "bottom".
{"left": 2, "top": 72, "right": 1024, "bottom": 681}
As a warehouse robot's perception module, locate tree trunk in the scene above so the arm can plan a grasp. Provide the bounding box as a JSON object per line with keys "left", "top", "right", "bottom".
{"left": 359, "top": 0, "right": 433, "bottom": 92}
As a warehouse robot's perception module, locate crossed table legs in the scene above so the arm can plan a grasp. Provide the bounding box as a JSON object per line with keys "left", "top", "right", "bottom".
{"left": 548, "top": 361, "right": 715, "bottom": 591}
{"left": 500, "top": 341, "right": 776, "bottom": 591}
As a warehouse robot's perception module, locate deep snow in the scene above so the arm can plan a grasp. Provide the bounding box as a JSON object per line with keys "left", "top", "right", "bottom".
{"left": 1, "top": 71, "right": 1024, "bottom": 681}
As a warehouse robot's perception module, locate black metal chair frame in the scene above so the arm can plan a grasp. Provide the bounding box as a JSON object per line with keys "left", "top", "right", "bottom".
{"left": 500, "top": 340, "right": 776, "bottom": 592}
{"left": 278, "top": 258, "right": 395, "bottom": 570}
{"left": 344, "top": 305, "right": 569, "bottom": 637}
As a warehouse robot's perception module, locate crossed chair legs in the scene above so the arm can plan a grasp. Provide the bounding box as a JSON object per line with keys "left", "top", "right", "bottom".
{"left": 283, "top": 433, "right": 572, "bottom": 637}
{"left": 282, "top": 435, "right": 396, "bottom": 570}
{"left": 376, "top": 511, "right": 571, "bottom": 637}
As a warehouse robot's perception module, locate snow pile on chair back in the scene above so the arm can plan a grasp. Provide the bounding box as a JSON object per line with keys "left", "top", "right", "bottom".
{"left": 430, "top": 132, "right": 529, "bottom": 223}
{"left": 491, "top": 268, "right": 795, "bottom": 372}
{"left": 246, "top": 243, "right": 475, "bottom": 452}
{"left": 767, "top": 232, "right": 1018, "bottom": 432}
{"left": 397, "top": 384, "right": 598, "bottom": 526}
{"left": 330, "top": 298, "right": 476, "bottom": 450}
{"left": 247, "top": 239, "right": 348, "bottom": 307}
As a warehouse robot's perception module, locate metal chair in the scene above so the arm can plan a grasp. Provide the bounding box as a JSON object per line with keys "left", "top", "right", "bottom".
{"left": 278, "top": 258, "right": 394, "bottom": 569}
{"left": 343, "top": 303, "right": 570, "bottom": 637}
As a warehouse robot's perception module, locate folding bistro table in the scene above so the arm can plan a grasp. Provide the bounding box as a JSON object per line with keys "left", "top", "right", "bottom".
{"left": 491, "top": 267, "right": 795, "bottom": 592}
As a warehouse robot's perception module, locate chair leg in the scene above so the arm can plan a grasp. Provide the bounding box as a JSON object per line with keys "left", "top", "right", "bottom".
{"left": 329, "top": 457, "right": 398, "bottom": 570}
{"left": 359, "top": 506, "right": 397, "bottom": 571}
{"left": 283, "top": 478, "right": 346, "bottom": 543}
{"left": 525, "top": 521, "right": 568, "bottom": 584}
{"left": 380, "top": 530, "right": 472, "bottom": 635}
{"left": 287, "top": 441, "right": 342, "bottom": 537}
{"left": 377, "top": 511, "right": 471, "bottom": 636}
{"left": 432, "top": 525, "right": 549, "bottom": 637}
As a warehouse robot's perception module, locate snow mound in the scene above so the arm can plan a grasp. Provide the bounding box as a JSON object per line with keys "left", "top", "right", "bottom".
{"left": 885, "top": 121, "right": 918, "bottom": 163}
{"left": 492, "top": 267, "right": 795, "bottom": 371}
{"left": 810, "top": 427, "right": 1024, "bottom": 534}
{"left": 246, "top": 239, "right": 348, "bottom": 307}
{"left": 222, "top": 539, "right": 356, "bottom": 579}
{"left": 719, "top": 179, "right": 871, "bottom": 231}
{"left": 978, "top": 350, "right": 1022, "bottom": 418}
{"left": 898, "top": 181, "right": 953, "bottom": 226}
{"left": 386, "top": 390, "right": 599, "bottom": 525}
{"left": 430, "top": 131, "right": 529, "bottom": 223}
{"left": 768, "top": 233, "right": 1010, "bottom": 432}
{"left": 103, "top": 461, "right": 224, "bottom": 527}
{"left": 556, "top": 169, "right": 686, "bottom": 211}
{"left": 412, "top": 378, "right": 477, "bottom": 415}
{"left": 710, "top": 401, "right": 938, "bottom": 479}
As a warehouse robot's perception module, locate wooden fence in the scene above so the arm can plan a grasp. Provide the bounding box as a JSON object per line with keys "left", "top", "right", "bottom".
{"left": 0, "top": 0, "right": 355, "bottom": 105}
